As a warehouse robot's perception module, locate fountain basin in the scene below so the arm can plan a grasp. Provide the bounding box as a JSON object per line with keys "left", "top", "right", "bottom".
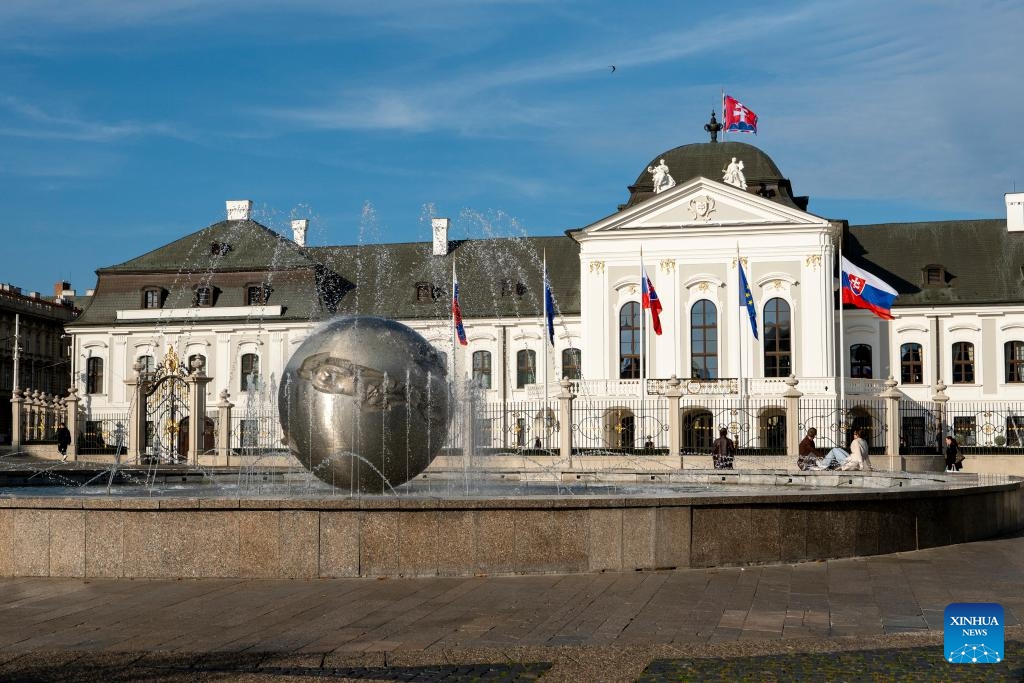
{"left": 0, "top": 472, "right": 1020, "bottom": 578}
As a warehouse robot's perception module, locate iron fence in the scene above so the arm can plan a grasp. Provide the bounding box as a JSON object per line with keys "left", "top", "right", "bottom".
{"left": 78, "top": 413, "right": 130, "bottom": 456}
{"left": 798, "top": 398, "right": 887, "bottom": 454}
{"left": 572, "top": 398, "right": 669, "bottom": 454}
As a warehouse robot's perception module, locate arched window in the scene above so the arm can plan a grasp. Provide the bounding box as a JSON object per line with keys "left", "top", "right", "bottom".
{"left": 472, "top": 350, "right": 492, "bottom": 389}
{"left": 516, "top": 349, "right": 536, "bottom": 388}
{"left": 561, "top": 348, "right": 581, "bottom": 380}
{"left": 86, "top": 357, "right": 104, "bottom": 394}
{"left": 188, "top": 354, "right": 207, "bottom": 375}
{"left": 763, "top": 298, "right": 791, "bottom": 378}
{"left": 690, "top": 300, "right": 718, "bottom": 379}
{"left": 850, "top": 344, "right": 872, "bottom": 379}
{"left": 240, "top": 353, "right": 260, "bottom": 391}
{"left": 900, "top": 343, "right": 923, "bottom": 384}
{"left": 952, "top": 342, "right": 974, "bottom": 384}
{"left": 619, "top": 302, "right": 641, "bottom": 379}
{"left": 1005, "top": 341, "right": 1024, "bottom": 383}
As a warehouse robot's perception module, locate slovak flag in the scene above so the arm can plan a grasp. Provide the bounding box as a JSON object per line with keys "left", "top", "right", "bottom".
{"left": 723, "top": 94, "right": 758, "bottom": 134}
{"left": 452, "top": 264, "right": 467, "bottom": 345}
{"left": 641, "top": 264, "right": 663, "bottom": 335}
{"left": 841, "top": 256, "right": 898, "bottom": 321}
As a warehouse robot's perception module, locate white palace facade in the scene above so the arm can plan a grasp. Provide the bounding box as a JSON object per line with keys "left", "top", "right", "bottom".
{"left": 63, "top": 132, "right": 1024, "bottom": 453}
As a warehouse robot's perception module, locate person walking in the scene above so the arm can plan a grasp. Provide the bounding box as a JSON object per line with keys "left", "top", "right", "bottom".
{"left": 55, "top": 422, "right": 72, "bottom": 462}
{"left": 944, "top": 435, "right": 963, "bottom": 472}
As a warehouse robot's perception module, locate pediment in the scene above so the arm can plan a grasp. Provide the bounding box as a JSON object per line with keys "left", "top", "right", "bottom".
{"left": 581, "top": 177, "right": 829, "bottom": 235}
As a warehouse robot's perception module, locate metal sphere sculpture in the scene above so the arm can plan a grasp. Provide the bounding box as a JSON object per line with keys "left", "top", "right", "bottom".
{"left": 278, "top": 316, "right": 450, "bottom": 493}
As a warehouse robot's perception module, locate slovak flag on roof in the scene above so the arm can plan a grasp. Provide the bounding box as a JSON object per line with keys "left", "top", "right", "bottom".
{"left": 841, "top": 256, "right": 898, "bottom": 321}
{"left": 723, "top": 94, "right": 758, "bottom": 134}
{"left": 641, "top": 263, "right": 663, "bottom": 335}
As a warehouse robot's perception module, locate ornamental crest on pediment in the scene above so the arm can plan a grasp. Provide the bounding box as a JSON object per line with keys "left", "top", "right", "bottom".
{"left": 688, "top": 195, "right": 716, "bottom": 221}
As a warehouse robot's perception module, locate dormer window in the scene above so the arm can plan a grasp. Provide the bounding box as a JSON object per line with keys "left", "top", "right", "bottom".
{"left": 142, "top": 287, "right": 164, "bottom": 309}
{"left": 210, "top": 242, "right": 232, "bottom": 257}
{"left": 246, "top": 284, "right": 270, "bottom": 306}
{"left": 501, "top": 279, "right": 527, "bottom": 297}
{"left": 194, "top": 286, "right": 213, "bottom": 307}
{"left": 415, "top": 282, "right": 434, "bottom": 303}
{"left": 923, "top": 264, "right": 945, "bottom": 287}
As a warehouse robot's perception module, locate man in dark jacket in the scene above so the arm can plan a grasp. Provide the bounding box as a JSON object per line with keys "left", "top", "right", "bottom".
{"left": 55, "top": 423, "right": 72, "bottom": 462}
{"left": 798, "top": 427, "right": 820, "bottom": 471}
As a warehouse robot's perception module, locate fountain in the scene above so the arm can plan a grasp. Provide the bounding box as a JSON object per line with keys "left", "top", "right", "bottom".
{"left": 0, "top": 205, "right": 1022, "bottom": 580}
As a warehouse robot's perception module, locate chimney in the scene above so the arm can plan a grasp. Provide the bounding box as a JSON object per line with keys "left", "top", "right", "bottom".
{"left": 54, "top": 281, "right": 71, "bottom": 297}
{"left": 431, "top": 217, "right": 449, "bottom": 256}
{"left": 226, "top": 200, "right": 252, "bottom": 221}
{"left": 1007, "top": 192, "right": 1024, "bottom": 232}
{"left": 291, "top": 219, "right": 308, "bottom": 247}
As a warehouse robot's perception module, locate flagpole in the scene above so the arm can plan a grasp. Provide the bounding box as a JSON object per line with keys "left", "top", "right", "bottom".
{"left": 639, "top": 247, "right": 645, "bottom": 399}
{"left": 838, "top": 235, "right": 847, "bottom": 434}
{"left": 451, "top": 260, "right": 457, "bottom": 384}
{"left": 543, "top": 250, "right": 550, "bottom": 446}
{"left": 737, "top": 244, "right": 745, "bottom": 405}
{"left": 721, "top": 88, "right": 726, "bottom": 141}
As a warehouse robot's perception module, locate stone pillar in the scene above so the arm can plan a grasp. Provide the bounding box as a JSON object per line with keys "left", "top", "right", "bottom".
{"left": 64, "top": 388, "right": 80, "bottom": 459}
{"left": 10, "top": 389, "right": 23, "bottom": 450}
{"left": 879, "top": 376, "right": 902, "bottom": 471}
{"left": 558, "top": 378, "right": 575, "bottom": 459}
{"left": 28, "top": 390, "right": 40, "bottom": 442}
{"left": 663, "top": 375, "right": 682, "bottom": 467}
{"left": 932, "top": 380, "right": 950, "bottom": 461}
{"left": 783, "top": 375, "right": 803, "bottom": 459}
{"left": 216, "top": 389, "right": 234, "bottom": 466}
{"left": 186, "top": 359, "right": 212, "bottom": 465}
{"left": 126, "top": 361, "right": 145, "bottom": 462}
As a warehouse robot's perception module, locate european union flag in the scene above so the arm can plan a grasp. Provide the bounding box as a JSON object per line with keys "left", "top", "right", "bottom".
{"left": 739, "top": 261, "right": 758, "bottom": 340}
{"left": 544, "top": 261, "right": 555, "bottom": 346}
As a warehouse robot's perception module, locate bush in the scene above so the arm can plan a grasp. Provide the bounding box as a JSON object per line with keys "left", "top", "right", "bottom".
{"left": 994, "top": 434, "right": 1007, "bottom": 447}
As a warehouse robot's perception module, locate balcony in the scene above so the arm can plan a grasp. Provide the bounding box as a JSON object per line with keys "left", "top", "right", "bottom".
{"left": 525, "top": 376, "right": 890, "bottom": 399}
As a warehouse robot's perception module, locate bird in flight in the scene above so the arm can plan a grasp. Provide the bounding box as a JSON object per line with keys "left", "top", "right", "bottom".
{"left": 609, "top": 65, "right": 616, "bottom": 73}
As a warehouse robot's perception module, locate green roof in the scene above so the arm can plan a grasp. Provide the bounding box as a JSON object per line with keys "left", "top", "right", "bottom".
{"left": 310, "top": 235, "right": 582, "bottom": 320}
{"left": 847, "top": 219, "right": 1023, "bottom": 306}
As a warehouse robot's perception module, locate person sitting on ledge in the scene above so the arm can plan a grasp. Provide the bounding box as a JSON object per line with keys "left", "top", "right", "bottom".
{"left": 797, "top": 428, "right": 820, "bottom": 470}
{"left": 810, "top": 428, "right": 871, "bottom": 471}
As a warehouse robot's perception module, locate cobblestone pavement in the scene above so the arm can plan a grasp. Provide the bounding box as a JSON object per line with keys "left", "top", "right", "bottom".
{"left": 0, "top": 531, "right": 1021, "bottom": 681}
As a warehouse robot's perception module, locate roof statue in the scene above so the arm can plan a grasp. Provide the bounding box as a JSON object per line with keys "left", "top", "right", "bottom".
{"left": 722, "top": 157, "right": 747, "bottom": 190}
{"left": 647, "top": 158, "right": 676, "bottom": 194}
{"left": 704, "top": 111, "right": 723, "bottom": 143}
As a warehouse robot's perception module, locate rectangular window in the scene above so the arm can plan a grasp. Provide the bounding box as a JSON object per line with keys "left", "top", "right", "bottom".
{"left": 516, "top": 350, "right": 536, "bottom": 388}
{"left": 901, "top": 415, "right": 926, "bottom": 447}
{"left": 472, "top": 351, "right": 492, "bottom": 389}
{"left": 561, "top": 348, "right": 581, "bottom": 381}
{"left": 1006, "top": 416, "right": 1024, "bottom": 448}
{"left": 86, "top": 357, "right": 104, "bottom": 394}
{"left": 953, "top": 415, "right": 976, "bottom": 446}
{"left": 900, "top": 343, "right": 923, "bottom": 384}
{"left": 952, "top": 342, "right": 975, "bottom": 384}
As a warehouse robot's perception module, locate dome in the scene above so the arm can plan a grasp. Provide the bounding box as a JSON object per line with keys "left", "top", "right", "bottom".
{"left": 622, "top": 141, "right": 807, "bottom": 212}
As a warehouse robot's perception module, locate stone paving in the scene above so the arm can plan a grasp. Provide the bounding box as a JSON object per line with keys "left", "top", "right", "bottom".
{"left": 0, "top": 531, "right": 1021, "bottom": 681}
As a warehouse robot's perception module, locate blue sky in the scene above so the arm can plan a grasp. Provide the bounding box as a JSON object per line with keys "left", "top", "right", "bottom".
{"left": 2, "top": 0, "right": 1022, "bottom": 296}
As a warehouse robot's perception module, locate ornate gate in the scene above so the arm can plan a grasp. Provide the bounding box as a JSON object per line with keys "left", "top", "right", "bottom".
{"left": 144, "top": 348, "right": 191, "bottom": 463}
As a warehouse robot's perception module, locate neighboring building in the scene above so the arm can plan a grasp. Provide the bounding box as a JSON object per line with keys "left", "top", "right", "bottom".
{"left": 0, "top": 282, "right": 77, "bottom": 444}
{"left": 64, "top": 131, "right": 1024, "bottom": 452}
